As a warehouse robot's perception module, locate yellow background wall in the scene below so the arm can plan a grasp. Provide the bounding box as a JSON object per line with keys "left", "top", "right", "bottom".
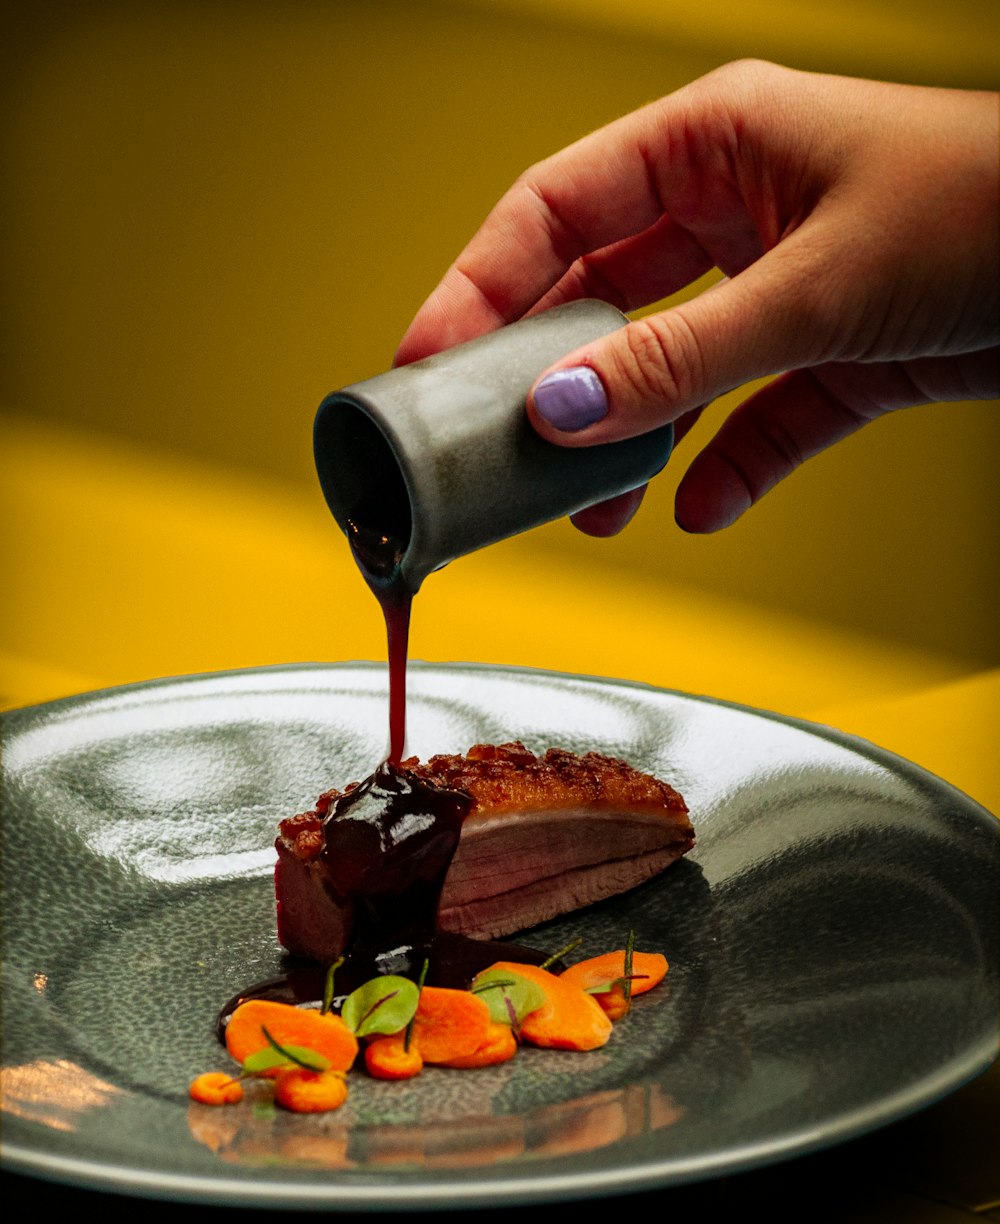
{"left": 2, "top": 1, "right": 997, "bottom": 742}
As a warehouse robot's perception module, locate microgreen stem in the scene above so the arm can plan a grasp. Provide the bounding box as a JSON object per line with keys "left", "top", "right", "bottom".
{"left": 471, "top": 978, "right": 519, "bottom": 994}
{"left": 583, "top": 973, "right": 650, "bottom": 996}
{"left": 322, "top": 957, "right": 344, "bottom": 1015}
{"left": 622, "top": 928, "right": 636, "bottom": 1013}
{"left": 539, "top": 938, "right": 582, "bottom": 970}
{"left": 260, "top": 1024, "right": 325, "bottom": 1072}
{"left": 404, "top": 958, "right": 429, "bottom": 1052}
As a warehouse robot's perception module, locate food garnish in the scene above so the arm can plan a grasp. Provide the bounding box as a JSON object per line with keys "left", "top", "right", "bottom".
{"left": 561, "top": 946, "right": 668, "bottom": 1021}
{"left": 476, "top": 962, "right": 613, "bottom": 1052}
{"left": 341, "top": 975, "right": 420, "bottom": 1039}
{"left": 192, "top": 931, "right": 667, "bottom": 1113}
{"left": 223, "top": 998, "right": 358, "bottom": 1076}
{"left": 364, "top": 1032, "right": 424, "bottom": 1080}
{"left": 273, "top": 1067, "right": 349, "bottom": 1114}
{"left": 471, "top": 967, "right": 547, "bottom": 1030}
{"left": 188, "top": 1071, "right": 244, "bottom": 1106}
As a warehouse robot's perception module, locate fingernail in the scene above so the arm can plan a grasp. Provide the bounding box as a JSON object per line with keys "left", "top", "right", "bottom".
{"left": 533, "top": 366, "right": 608, "bottom": 432}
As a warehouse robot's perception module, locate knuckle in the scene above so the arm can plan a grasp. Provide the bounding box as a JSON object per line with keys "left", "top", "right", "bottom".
{"left": 747, "top": 413, "right": 806, "bottom": 484}
{"left": 700, "top": 57, "right": 786, "bottom": 100}
{"left": 614, "top": 314, "right": 705, "bottom": 412}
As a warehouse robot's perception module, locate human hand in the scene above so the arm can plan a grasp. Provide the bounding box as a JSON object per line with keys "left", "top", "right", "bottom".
{"left": 395, "top": 61, "right": 999, "bottom": 535}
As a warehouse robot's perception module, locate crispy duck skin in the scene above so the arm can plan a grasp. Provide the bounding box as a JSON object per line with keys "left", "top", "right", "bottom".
{"left": 275, "top": 742, "right": 693, "bottom": 963}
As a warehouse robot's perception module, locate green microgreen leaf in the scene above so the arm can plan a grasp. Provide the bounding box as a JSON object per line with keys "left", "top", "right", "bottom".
{"left": 341, "top": 975, "right": 419, "bottom": 1038}
{"left": 241, "top": 1026, "right": 330, "bottom": 1074}
{"left": 243, "top": 1048, "right": 289, "bottom": 1074}
{"left": 539, "top": 938, "right": 582, "bottom": 971}
{"left": 321, "top": 956, "right": 344, "bottom": 1016}
{"left": 472, "top": 967, "right": 546, "bottom": 1027}
{"left": 243, "top": 1044, "right": 330, "bottom": 1074}
{"left": 404, "top": 959, "right": 429, "bottom": 1052}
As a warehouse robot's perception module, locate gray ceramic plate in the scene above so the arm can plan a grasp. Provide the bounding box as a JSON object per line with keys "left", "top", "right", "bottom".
{"left": 2, "top": 662, "right": 997, "bottom": 1209}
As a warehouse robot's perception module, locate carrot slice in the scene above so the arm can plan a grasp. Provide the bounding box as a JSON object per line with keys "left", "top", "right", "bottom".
{"left": 224, "top": 999, "right": 358, "bottom": 1075}
{"left": 408, "top": 986, "right": 492, "bottom": 1064}
{"left": 588, "top": 982, "right": 630, "bottom": 1021}
{"left": 439, "top": 1021, "right": 518, "bottom": 1069}
{"left": 560, "top": 951, "right": 668, "bottom": 1016}
{"left": 273, "top": 1067, "right": 348, "bottom": 1113}
{"left": 364, "top": 1033, "right": 425, "bottom": 1080}
{"left": 188, "top": 1071, "right": 243, "bottom": 1105}
{"left": 476, "top": 963, "right": 612, "bottom": 1051}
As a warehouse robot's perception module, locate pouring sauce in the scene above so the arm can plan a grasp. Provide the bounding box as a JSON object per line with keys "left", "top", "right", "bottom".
{"left": 218, "top": 500, "right": 550, "bottom": 1032}
{"left": 345, "top": 515, "right": 411, "bottom": 765}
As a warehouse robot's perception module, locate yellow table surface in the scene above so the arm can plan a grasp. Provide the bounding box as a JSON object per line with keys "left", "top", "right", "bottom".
{"left": 2, "top": 414, "right": 997, "bottom": 1218}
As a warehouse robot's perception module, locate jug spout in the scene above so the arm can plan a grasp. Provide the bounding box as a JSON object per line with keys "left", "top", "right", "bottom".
{"left": 314, "top": 299, "right": 673, "bottom": 593}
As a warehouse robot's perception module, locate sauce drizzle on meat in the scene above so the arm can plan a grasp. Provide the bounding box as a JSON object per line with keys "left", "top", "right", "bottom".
{"left": 218, "top": 489, "right": 692, "bottom": 1036}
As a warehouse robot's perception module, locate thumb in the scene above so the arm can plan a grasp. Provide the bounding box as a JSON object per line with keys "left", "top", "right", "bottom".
{"left": 526, "top": 255, "right": 832, "bottom": 447}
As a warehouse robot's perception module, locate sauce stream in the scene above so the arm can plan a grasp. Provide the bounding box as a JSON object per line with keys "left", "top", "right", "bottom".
{"left": 344, "top": 512, "right": 411, "bottom": 764}
{"left": 218, "top": 493, "right": 551, "bottom": 1031}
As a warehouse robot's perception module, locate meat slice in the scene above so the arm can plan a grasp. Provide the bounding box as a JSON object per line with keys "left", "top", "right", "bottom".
{"left": 421, "top": 743, "right": 693, "bottom": 938}
{"left": 274, "top": 809, "right": 353, "bottom": 965}
{"left": 275, "top": 742, "right": 693, "bottom": 964}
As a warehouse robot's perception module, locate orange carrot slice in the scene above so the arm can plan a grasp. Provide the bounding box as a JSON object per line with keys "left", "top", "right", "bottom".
{"left": 364, "top": 1033, "right": 425, "bottom": 1080}
{"left": 560, "top": 951, "right": 668, "bottom": 1017}
{"left": 273, "top": 1067, "right": 348, "bottom": 1113}
{"left": 188, "top": 1071, "right": 243, "bottom": 1105}
{"left": 408, "top": 985, "right": 492, "bottom": 1064}
{"left": 477, "top": 962, "right": 612, "bottom": 1051}
{"left": 439, "top": 1020, "right": 518, "bottom": 1069}
{"left": 224, "top": 999, "right": 358, "bottom": 1075}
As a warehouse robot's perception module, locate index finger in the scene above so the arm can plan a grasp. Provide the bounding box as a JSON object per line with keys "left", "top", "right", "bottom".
{"left": 394, "top": 99, "right": 681, "bottom": 366}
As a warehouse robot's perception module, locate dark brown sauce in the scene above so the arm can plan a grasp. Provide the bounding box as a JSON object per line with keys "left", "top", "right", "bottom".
{"left": 219, "top": 494, "right": 553, "bottom": 1035}
{"left": 222, "top": 933, "right": 553, "bottom": 1014}
{"left": 344, "top": 514, "right": 410, "bottom": 765}
{"left": 217, "top": 763, "right": 551, "bottom": 1033}
{"left": 318, "top": 759, "right": 470, "bottom": 965}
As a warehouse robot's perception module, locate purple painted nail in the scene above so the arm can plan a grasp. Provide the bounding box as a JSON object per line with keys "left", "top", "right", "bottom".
{"left": 533, "top": 366, "right": 608, "bottom": 432}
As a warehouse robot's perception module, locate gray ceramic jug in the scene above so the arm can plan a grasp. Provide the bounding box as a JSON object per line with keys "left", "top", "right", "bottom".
{"left": 314, "top": 299, "right": 673, "bottom": 592}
